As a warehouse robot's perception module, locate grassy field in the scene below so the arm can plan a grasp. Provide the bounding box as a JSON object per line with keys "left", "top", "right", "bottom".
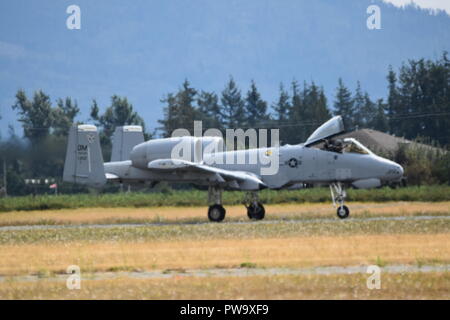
{"left": 0, "top": 201, "right": 448, "bottom": 299}
{"left": 0, "top": 212, "right": 448, "bottom": 276}
{"left": 1, "top": 185, "right": 450, "bottom": 212}
{"left": 1, "top": 273, "right": 448, "bottom": 299}
{"left": 0, "top": 233, "right": 448, "bottom": 276}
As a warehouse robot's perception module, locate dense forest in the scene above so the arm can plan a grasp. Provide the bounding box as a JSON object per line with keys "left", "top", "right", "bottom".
{"left": 1, "top": 53, "right": 450, "bottom": 195}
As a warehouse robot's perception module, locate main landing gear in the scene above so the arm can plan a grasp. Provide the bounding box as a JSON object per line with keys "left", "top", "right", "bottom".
{"left": 208, "top": 204, "right": 226, "bottom": 222}
{"left": 207, "top": 186, "right": 226, "bottom": 222}
{"left": 207, "top": 187, "right": 265, "bottom": 222}
{"left": 243, "top": 192, "right": 265, "bottom": 220}
{"left": 330, "top": 182, "right": 350, "bottom": 219}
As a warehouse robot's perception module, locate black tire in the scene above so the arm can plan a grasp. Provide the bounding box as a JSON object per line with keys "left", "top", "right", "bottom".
{"left": 337, "top": 205, "right": 350, "bottom": 219}
{"left": 247, "top": 202, "right": 265, "bottom": 220}
{"left": 208, "top": 204, "right": 226, "bottom": 222}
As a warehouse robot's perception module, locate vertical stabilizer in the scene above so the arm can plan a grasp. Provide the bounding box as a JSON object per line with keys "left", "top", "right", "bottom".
{"left": 111, "top": 126, "right": 145, "bottom": 161}
{"left": 63, "top": 125, "right": 106, "bottom": 187}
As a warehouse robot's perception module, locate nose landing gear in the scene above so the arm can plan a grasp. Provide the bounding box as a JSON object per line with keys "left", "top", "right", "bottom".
{"left": 330, "top": 182, "right": 350, "bottom": 219}
{"left": 336, "top": 204, "right": 349, "bottom": 219}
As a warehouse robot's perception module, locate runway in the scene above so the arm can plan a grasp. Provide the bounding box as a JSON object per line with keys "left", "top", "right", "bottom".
{"left": 0, "top": 264, "right": 448, "bottom": 283}
{"left": 0, "top": 214, "right": 448, "bottom": 232}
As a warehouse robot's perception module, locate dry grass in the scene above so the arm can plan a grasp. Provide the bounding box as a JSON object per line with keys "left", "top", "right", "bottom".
{"left": 0, "top": 201, "right": 449, "bottom": 226}
{"left": 0, "top": 234, "right": 448, "bottom": 276}
{"left": 0, "top": 272, "right": 448, "bottom": 299}
{"left": 0, "top": 203, "right": 448, "bottom": 300}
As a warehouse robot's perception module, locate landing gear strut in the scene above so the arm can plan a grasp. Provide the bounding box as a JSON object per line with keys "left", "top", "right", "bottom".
{"left": 330, "top": 182, "right": 350, "bottom": 219}
{"left": 243, "top": 192, "right": 265, "bottom": 220}
{"left": 207, "top": 186, "right": 225, "bottom": 222}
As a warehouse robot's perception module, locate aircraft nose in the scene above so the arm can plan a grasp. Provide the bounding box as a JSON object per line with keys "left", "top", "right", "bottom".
{"left": 386, "top": 162, "right": 404, "bottom": 180}
{"left": 374, "top": 156, "right": 404, "bottom": 181}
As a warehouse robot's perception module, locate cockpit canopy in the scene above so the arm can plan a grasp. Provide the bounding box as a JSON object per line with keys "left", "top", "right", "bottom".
{"left": 342, "top": 138, "right": 372, "bottom": 154}
{"left": 304, "top": 116, "right": 345, "bottom": 146}
{"left": 323, "top": 138, "right": 373, "bottom": 155}
{"left": 303, "top": 116, "right": 373, "bottom": 155}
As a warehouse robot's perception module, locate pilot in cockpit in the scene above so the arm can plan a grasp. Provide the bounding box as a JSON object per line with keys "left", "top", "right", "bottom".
{"left": 324, "top": 138, "right": 344, "bottom": 153}
{"left": 323, "top": 138, "right": 372, "bottom": 155}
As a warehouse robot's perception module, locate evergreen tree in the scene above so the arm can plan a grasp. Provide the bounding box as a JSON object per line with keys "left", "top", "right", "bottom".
{"left": 272, "top": 83, "right": 291, "bottom": 144}
{"left": 244, "top": 80, "right": 269, "bottom": 127}
{"left": 285, "top": 80, "right": 304, "bottom": 144}
{"left": 175, "top": 79, "right": 198, "bottom": 131}
{"left": 159, "top": 80, "right": 198, "bottom": 136}
{"left": 197, "top": 91, "right": 221, "bottom": 129}
{"left": 370, "top": 99, "right": 389, "bottom": 132}
{"left": 301, "top": 81, "right": 315, "bottom": 121}
{"left": 316, "top": 87, "right": 331, "bottom": 122}
{"left": 219, "top": 77, "right": 245, "bottom": 128}
{"left": 302, "top": 82, "right": 331, "bottom": 139}
{"left": 158, "top": 93, "right": 178, "bottom": 138}
{"left": 289, "top": 80, "right": 302, "bottom": 122}
{"left": 272, "top": 83, "right": 291, "bottom": 122}
{"left": 386, "top": 65, "right": 399, "bottom": 133}
{"left": 391, "top": 53, "right": 450, "bottom": 145}
{"left": 91, "top": 95, "right": 148, "bottom": 161}
{"left": 333, "top": 78, "right": 355, "bottom": 129}
{"left": 91, "top": 95, "right": 146, "bottom": 140}
{"left": 352, "top": 81, "right": 365, "bottom": 129}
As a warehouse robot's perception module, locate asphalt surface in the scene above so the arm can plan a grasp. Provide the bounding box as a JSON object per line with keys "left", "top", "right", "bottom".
{"left": 0, "top": 264, "right": 448, "bottom": 283}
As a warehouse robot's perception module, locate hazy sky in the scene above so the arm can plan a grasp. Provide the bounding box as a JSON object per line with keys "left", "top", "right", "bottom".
{"left": 1, "top": 0, "right": 449, "bottom": 138}
{"left": 383, "top": 0, "right": 450, "bottom": 14}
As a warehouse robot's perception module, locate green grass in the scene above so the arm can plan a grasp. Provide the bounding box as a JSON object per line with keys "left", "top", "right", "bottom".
{"left": 240, "top": 262, "right": 258, "bottom": 268}
{"left": 375, "top": 256, "right": 387, "bottom": 267}
{"left": 1, "top": 185, "right": 450, "bottom": 213}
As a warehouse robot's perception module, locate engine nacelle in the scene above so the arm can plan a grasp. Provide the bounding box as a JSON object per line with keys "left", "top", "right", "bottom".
{"left": 130, "top": 136, "right": 224, "bottom": 170}
{"left": 352, "top": 178, "right": 381, "bottom": 189}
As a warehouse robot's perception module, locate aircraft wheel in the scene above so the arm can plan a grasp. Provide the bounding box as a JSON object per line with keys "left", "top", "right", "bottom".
{"left": 247, "top": 202, "right": 265, "bottom": 220}
{"left": 337, "top": 205, "right": 350, "bottom": 219}
{"left": 208, "top": 204, "right": 226, "bottom": 222}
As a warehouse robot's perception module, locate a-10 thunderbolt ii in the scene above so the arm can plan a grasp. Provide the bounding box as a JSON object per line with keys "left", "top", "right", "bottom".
{"left": 63, "top": 116, "right": 404, "bottom": 222}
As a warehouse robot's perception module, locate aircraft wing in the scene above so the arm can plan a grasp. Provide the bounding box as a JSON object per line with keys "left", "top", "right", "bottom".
{"left": 147, "top": 159, "right": 266, "bottom": 190}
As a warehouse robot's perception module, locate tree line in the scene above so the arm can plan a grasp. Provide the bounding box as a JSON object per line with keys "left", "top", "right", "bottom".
{"left": 1, "top": 52, "right": 449, "bottom": 195}
{"left": 158, "top": 52, "right": 450, "bottom": 147}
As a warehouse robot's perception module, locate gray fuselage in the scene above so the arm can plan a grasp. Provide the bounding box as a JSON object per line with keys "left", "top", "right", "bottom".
{"left": 104, "top": 142, "right": 403, "bottom": 190}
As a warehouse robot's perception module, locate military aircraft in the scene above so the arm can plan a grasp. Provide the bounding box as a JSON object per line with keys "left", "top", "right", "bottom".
{"left": 63, "top": 116, "right": 404, "bottom": 222}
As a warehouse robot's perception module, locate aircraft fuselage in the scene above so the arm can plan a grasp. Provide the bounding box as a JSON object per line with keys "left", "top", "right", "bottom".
{"left": 104, "top": 143, "right": 403, "bottom": 190}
